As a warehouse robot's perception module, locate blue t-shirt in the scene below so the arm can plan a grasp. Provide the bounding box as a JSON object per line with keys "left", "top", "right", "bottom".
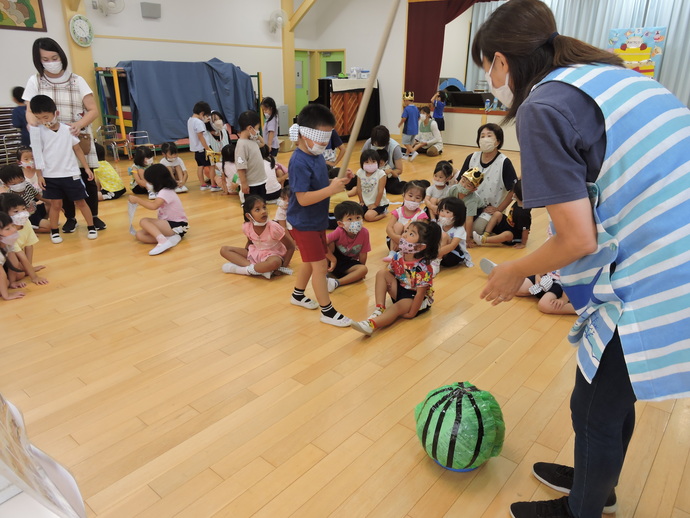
{"left": 401, "top": 104, "right": 419, "bottom": 136}
{"left": 12, "top": 105, "right": 30, "bottom": 147}
{"left": 287, "top": 148, "right": 330, "bottom": 231}
{"left": 432, "top": 100, "right": 445, "bottom": 119}
{"left": 516, "top": 82, "right": 606, "bottom": 209}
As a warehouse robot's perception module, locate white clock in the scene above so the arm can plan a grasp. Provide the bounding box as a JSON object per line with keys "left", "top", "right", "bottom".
{"left": 69, "top": 14, "right": 94, "bottom": 48}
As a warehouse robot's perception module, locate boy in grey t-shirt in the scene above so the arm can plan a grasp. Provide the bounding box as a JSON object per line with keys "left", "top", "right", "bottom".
{"left": 235, "top": 111, "right": 267, "bottom": 198}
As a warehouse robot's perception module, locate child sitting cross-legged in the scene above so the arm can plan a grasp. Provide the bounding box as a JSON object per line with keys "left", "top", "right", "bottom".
{"left": 351, "top": 220, "right": 441, "bottom": 335}
{"left": 472, "top": 179, "right": 531, "bottom": 249}
{"left": 436, "top": 196, "right": 472, "bottom": 270}
{"left": 220, "top": 195, "right": 294, "bottom": 278}
{"left": 0, "top": 164, "right": 49, "bottom": 233}
{"left": 326, "top": 201, "right": 370, "bottom": 292}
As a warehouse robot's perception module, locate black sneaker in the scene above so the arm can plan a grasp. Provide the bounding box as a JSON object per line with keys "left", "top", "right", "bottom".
{"left": 93, "top": 217, "right": 107, "bottom": 230}
{"left": 532, "top": 462, "right": 618, "bottom": 513}
{"left": 62, "top": 218, "right": 78, "bottom": 233}
{"left": 510, "top": 496, "right": 573, "bottom": 518}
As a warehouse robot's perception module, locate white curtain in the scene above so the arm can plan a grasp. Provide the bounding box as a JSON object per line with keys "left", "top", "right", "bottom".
{"left": 465, "top": 0, "right": 689, "bottom": 106}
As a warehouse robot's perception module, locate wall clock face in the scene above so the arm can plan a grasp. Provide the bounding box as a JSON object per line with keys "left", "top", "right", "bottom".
{"left": 70, "top": 15, "right": 94, "bottom": 47}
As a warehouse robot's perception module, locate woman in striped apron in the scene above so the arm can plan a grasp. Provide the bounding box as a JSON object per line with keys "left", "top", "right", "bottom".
{"left": 23, "top": 37, "right": 106, "bottom": 232}
{"left": 472, "top": 1, "right": 690, "bottom": 517}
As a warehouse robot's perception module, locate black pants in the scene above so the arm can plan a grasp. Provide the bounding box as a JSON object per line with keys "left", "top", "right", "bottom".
{"left": 63, "top": 168, "right": 99, "bottom": 219}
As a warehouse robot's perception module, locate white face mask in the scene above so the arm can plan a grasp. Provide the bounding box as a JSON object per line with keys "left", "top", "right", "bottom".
{"left": 363, "top": 163, "right": 378, "bottom": 173}
{"left": 43, "top": 115, "right": 58, "bottom": 128}
{"left": 249, "top": 214, "right": 267, "bottom": 226}
{"left": 0, "top": 231, "right": 19, "bottom": 246}
{"left": 347, "top": 220, "right": 363, "bottom": 234}
{"left": 144, "top": 158, "right": 154, "bottom": 166}
{"left": 11, "top": 211, "right": 30, "bottom": 226}
{"left": 420, "top": 114, "right": 427, "bottom": 121}
{"left": 213, "top": 120, "right": 224, "bottom": 130}
{"left": 9, "top": 181, "right": 28, "bottom": 193}
{"left": 264, "top": 112, "right": 272, "bottom": 119}
{"left": 479, "top": 137, "right": 497, "bottom": 153}
{"left": 20, "top": 160, "right": 34, "bottom": 168}
{"left": 434, "top": 181, "right": 446, "bottom": 188}
{"left": 307, "top": 142, "right": 327, "bottom": 155}
{"left": 43, "top": 61, "right": 63, "bottom": 74}
{"left": 485, "top": 55, "right": 514, "bottom": 108}
{"left": 404, "top": 200, "right": 421, "bottom": 211}
{"left": 438, "top": 216, "right": 453, "bottom": 228}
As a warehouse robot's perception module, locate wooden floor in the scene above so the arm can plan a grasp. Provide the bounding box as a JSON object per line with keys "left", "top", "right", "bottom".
{"left": 2, "top": 141, "right": 689, "bottom": 518}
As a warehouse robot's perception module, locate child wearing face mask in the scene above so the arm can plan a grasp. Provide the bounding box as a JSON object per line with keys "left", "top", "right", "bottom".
{"left": 0, "top": 212, "right": 25, "bottom": 300}
{"left": 0, "top": 164, "right": 49, "bottom": 233}
{"left": 0, "top": 193, "right": 48, "bottom": 286}
{"left": 409, "top": 106, "right": 443, "bottom": 159}
{"left": 129, "top": 146, "right": 155, "bottom": 198}
{"left": 205, "top": 111, "right": 230, "bottom": 192}
{"left": 425, "top": 160, "right": 454, "bottom": 220}
{"left": 128, "top": 164, "right": 188, "bottom": 256}
{"left": 235, "top": 110, "right": 268, "bottom": 199}
{"left": 351, "top": 219, "right": 442, "bottom": 335}
{"left": 260, "top": 97, "right": 280, "bottom": 157}
{"left": 287, "top": 103, "right": 353, "bottom": 327}
{"left": 386, "top": 180, "right": 428, "bottom": 252}
{"left": 220, "top": 195, "right": 294, "bottom": 278}
{"left": 472, "top": 179, "right": 531, "bottom": 249}
{"left": 448, "top": 168, "right": 484, "bottom": 248}
{"left": 159, "top": 142, "right": 189, "bottom": 194}
{"left": 326, "top": 201, "right": 370, "bottom": 292}
{"left": 187, "top": 101, "right": 213, "bottom": 190}
{"left": 356, "top": 149, "right": 389, "bottom": 222}
{"left": 261, "top": 145, "right": 288, "bottom": 203}
{"left": 436, "top": 196, "right": 472, "bottom": 270}
{"left": 17, "top": 148, "right": 41, "bottom": 191}
{"left": 458, "top": 123, "right": 517, "bottom": 234}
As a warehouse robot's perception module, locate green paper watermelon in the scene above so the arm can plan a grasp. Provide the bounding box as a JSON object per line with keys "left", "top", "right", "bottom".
{"left": 414, "top": 381, "right": 505, "bottom": 471}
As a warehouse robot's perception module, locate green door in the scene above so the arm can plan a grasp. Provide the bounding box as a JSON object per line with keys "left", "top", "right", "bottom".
{"left": 295, "top": 51, "right": 310, "bottom": 114}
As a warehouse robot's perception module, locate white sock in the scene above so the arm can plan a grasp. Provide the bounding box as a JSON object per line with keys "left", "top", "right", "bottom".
{"left": 156, "top": 234, "right": 167, "bottom": 244}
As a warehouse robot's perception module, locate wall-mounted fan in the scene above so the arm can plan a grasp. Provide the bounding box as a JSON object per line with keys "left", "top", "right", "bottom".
{"left": 268, "top": 9, "right": 288, "bottom": 33}
{"left": 93, "top": 0, "right": 125, "bottom": 16}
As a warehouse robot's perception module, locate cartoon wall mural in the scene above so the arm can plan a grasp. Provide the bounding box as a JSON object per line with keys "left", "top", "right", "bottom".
{"left": 608, "top": 27, "right": 667, "bottom": 79}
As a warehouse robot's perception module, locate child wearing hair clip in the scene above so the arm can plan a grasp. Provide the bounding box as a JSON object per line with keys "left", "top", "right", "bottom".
{"left": 287, "top": 104, "right": 353, "bottom": 327}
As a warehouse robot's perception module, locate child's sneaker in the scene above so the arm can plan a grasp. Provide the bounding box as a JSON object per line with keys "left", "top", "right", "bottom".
{"left": 93, "top": 217, "right": 107, "bottom": 230}
{"left": 210, "top": 186, "right": 223, "bottom": 192}
{"left": 327, "top": 277, "right": 339, "bottom": 293}
{"left": 149, "top": 234, "right": 181, "bottom": 255}
{"left": 87, "top": 229, "right": 98, "bottom": 240}
{"left": 175, "top": 186, "right": 183, "bottom": 193}
{"left": 480, "top": 258, "right": 496, "bottom": 275}
{"left": 290, "top": 296, "right": 319, "bottom": 310}
{"left": 148, "top": 191, "right": 157, "bottom": 200}
{"left": 320, "top": 312, "right": 351, "bottom": 327}
{"left": 200, "top": 184, "right": 210, "bottom": 191}
{"left": 409, "top": 151, "right": 419, "bottom": 162}
{"left": 473, "top": 231, "right": 486, "bottom": 246}
{"left": 178, "top": 185, "right": 189, "bottom": 193}
{"left": 62, "top": 218, "right": 78, "bottom": 233}
{"left": 50, "top": 232, "right": 63, "bottom": 244}
{"left": 351, "top": 319, "right": 375, "bottom": 335}
{"left": 368, "top": 307, "right": 384, "bottom": 319}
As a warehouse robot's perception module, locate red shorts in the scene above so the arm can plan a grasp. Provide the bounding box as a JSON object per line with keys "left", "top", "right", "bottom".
{"left": 290, "top": 229, "right": 328, "bottom": 262}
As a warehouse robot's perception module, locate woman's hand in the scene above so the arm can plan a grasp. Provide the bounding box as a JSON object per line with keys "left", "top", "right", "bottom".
{"left": 480, "top": 261, "right": 525, "bottom": 305}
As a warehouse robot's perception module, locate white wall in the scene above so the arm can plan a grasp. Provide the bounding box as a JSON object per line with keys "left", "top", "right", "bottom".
{"left": 87, "top": 0, "right": 285, "bottom": 106}
{"left": 0, "top": 2, "right": 69, "bottom": 105}
{"left": 295, "top": 0, "right": 408, "bottom": 133}
{"left": 440, "top": 9, "right": 472, "bottom": 87}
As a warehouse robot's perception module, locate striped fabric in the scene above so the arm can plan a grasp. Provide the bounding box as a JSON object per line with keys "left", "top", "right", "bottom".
{"left": 37, "top": 74, "right": 98, "bottom": 168}
{"left": 537, "top": 64, "right": 690, "bottom": 401}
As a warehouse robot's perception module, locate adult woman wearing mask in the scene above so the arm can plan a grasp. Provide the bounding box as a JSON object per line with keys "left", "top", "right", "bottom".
{"left": 473, "top": 0, "right": 690, "bottom": 517}
{"left": 456, "top": 123, "right": 517, "bottom": 237}
{"left": 23, "top": 37, "right": 105, "bottom": 232}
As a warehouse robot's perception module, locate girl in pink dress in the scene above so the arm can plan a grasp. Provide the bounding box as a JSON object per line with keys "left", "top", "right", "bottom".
{"left": 220, "top": 195, "right": 295, "bottom": 278}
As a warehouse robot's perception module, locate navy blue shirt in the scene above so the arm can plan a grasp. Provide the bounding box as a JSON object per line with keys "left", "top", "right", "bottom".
{"left": 12, "top": 105, "right": 30, "bottom": 147}
{"left": 326, "top": 129, "right": 343, "bottom": 151}
{"left": 401, "top": 104, "right": 419, "bottom": 136}
{"left": 516, "top": 81, "right": 606, "bottom": 209}
{"left": 287, "top": 148, "right": 330, "bottom": 231}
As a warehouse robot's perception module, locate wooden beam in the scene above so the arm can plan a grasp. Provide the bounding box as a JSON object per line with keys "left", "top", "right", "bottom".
{"left": 288, "top": 0, "right": 316, "bottom": 32}
{"left": 66, "top": 0, "right": 82, "bottom": 11}
{"left": 281, "top": 0, "right": 296, "bottom": 123}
